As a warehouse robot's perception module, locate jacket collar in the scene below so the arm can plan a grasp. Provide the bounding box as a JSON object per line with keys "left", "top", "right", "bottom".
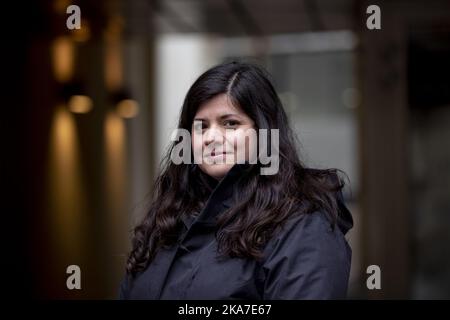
{"left": 181, "top": 163, "right": 251, "bottom": 228}
{"left": 149, "top": 163, "right": 251, "bottom": 300}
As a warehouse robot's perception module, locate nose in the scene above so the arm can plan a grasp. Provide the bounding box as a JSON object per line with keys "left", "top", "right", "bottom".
{"left": 203, "top": 126, "right": 223, "bottom": 146}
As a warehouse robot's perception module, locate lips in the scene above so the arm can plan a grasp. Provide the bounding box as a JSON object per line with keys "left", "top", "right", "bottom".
{"left": 205, "top": 149, "right": 232, "bottom": 158}
{"left": 209, "top": 151, "right": 228, "bottom": 157}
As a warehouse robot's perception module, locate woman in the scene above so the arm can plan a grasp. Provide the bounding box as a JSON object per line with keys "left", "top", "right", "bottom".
{"left": 119, "top": 61, "right": 353, "bottom": 299}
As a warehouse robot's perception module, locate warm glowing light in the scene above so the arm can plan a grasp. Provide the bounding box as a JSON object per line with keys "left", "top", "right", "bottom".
{"left": 104, "top": 42, "right": 123, "bottom": 91}
{"left": 104, "top": 16, "right": 124, "bottom": 91}
{"left": 104, "top": 111, "right": 125, "bottom": 178}
{"left": 104, "top": 15, "right": 125, "bottom": 42}
{"left": 47, "top": 106, "right": 87, "bottom": 261}
{"left": 72, "top": 19, "right": 91, "bottom": 42}
{"left": 52, "top": 36, "right": 74, "bottom": 83}
{"left": 116, "top": 99, "right": 139, "bottom": 118}
{"left": 68, "top": 95, "right": 93, "bottom": 113}
{"left": 104, "top": 111, "right": 129, "bottom": 259}
{"left": 54, "top": 0, "right": 71, "bottom": 14}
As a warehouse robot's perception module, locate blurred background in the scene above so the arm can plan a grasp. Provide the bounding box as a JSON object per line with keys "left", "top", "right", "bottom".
{"left": 5, "top": 0, "right": 450, "bottom": 299}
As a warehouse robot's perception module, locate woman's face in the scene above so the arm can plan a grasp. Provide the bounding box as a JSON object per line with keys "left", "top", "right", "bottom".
{"left": 192, "top": 93, "right": 256, "bottom": 180}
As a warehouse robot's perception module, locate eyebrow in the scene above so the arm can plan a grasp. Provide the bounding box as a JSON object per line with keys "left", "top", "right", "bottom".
{"left": 193, "top": 113, "right": 242, "bottom": 122}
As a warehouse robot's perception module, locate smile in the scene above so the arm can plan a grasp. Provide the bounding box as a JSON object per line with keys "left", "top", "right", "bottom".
{"left": 206, "top": 152, "right": 231, "bottom": 158}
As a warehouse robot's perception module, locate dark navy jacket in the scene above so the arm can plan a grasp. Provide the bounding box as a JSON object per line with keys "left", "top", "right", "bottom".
{"left": 119, "top": 164, "right": 353, "bottom": 300}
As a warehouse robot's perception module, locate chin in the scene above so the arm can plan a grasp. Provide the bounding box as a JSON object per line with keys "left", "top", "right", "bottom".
{"left": 201, "top": 163, "right": 233, "bottom": 180}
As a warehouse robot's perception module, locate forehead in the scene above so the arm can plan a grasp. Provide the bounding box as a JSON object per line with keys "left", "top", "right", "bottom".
{"left": 195, "top": 94, "right": 242, "bottom": 118}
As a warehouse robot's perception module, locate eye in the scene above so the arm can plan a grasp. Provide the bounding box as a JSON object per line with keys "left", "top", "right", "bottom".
{"left": 223, "top": 119, "right": 240, "bottom": 128}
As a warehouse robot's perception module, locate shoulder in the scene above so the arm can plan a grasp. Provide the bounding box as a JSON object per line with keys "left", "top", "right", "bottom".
{"left": 262, "top": 209, "right": 351, "bottom": 268}
{"left": 259, "top": 210, "right": 352, "bottom": 299}
{"left": 268, "top": 210, "right": 336, "bottom": 247}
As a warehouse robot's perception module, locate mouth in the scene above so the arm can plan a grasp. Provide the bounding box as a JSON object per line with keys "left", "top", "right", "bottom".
{"left": 207, "top": 151, "right": 230, "bottom": 157}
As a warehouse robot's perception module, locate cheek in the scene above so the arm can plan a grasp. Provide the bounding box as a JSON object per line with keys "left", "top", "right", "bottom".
{"left": 192, "top": 133, "right": 203, "bottom": 157}
{"left": 225, "top": 132, "right": 240, "bottom": 151}
{"left": 234, "top": 135, "right": 245, "bottom": 150}
{"left": 231, "top": 129, "right": 257, "bottom": 154}
{"left": 191, "top": 133, "right": 199, "bottom": 149}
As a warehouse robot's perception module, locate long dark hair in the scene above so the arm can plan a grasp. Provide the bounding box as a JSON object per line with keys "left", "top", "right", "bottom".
{"left": 127, "top": 61, "right": 345, "bottom": 276}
